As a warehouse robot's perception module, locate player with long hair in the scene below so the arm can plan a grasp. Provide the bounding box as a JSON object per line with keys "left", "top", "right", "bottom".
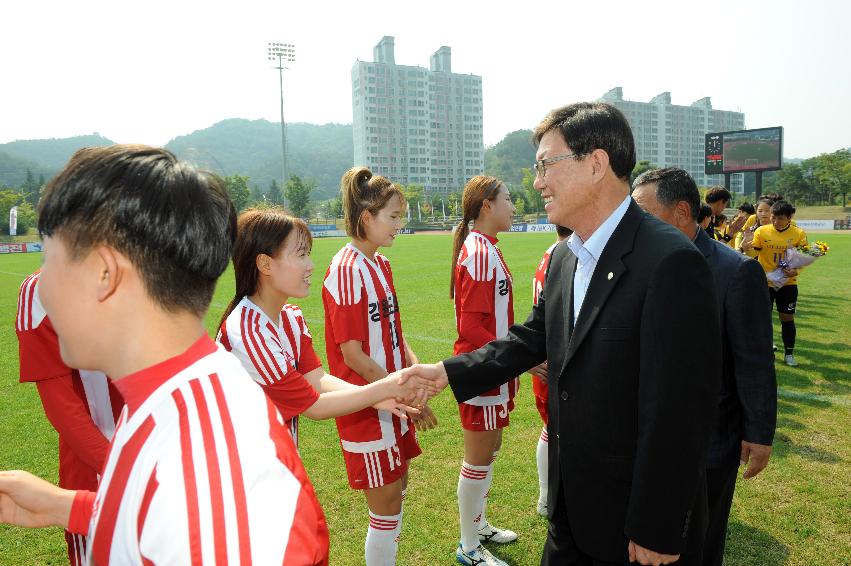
{"left": 450, "top": 175, "right": 518, "bottom": 566}
{"left": 322, "top": 167, "right": 430, "bottom": 566}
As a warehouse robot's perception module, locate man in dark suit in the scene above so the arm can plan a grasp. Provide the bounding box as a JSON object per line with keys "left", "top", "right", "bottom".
{"left": 632, "top": 168, "right": 776, "bottom": 566}
{"left": 404, "top": 103, "right": 722, "bottom": 565}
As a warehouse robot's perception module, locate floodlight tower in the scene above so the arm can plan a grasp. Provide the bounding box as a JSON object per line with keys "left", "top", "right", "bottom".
{"left": 267, "top": 42, "right": 295, "bottom": 194}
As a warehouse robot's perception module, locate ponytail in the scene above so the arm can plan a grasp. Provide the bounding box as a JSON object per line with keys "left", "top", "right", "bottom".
{"left": 449, "top": 217, "right": 471, "bottom": 298}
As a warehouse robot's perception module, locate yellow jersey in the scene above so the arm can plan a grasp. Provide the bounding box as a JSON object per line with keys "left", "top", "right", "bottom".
{"left": 752, "top": 223, "right": 808, "bottom": 286}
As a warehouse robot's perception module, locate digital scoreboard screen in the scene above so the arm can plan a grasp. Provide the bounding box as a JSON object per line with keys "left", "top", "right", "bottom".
{"left": 704, "top": 127, "right": 783, "bottom": 174}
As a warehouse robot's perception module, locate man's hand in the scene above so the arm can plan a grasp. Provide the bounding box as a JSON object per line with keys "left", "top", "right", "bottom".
{"left": 399, "top": 363, "right": 449, "bottom": 401}
{"left": 740, "top": 441, "right": 772, "bottom": 479}
{"left": 0, "top": 470, "right": 75, "bottom": 529}
{"left": 528, "top": 361, "right": 548, "bottom": 383}
{"left": 411, "top": 404, "right": 438, "bottom": 431}
{"left": 628, "top": 540, "right": 680, "bottom": 566}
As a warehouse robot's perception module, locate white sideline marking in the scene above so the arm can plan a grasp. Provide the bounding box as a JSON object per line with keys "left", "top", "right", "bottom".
{"left": 0, "top": 270, "right": 28, "bottom": 277}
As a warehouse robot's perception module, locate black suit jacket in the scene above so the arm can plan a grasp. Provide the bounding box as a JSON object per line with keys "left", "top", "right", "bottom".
{"left": 445, "top": 201, "right": 722, "bottom": 562}
{"left": 692, "top": 229, "right": 776, "bottom": 468}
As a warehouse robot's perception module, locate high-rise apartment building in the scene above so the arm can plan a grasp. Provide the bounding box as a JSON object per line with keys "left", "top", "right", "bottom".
{"left": 599, "top": 87, "right": 746, "bottom": 193}
{"left": 352, "top": 36, "right": 483, "bottom": 194}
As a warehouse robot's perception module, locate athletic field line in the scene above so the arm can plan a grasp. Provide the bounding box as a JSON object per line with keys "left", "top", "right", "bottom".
{"left": 777, "top": 387, "right": 850, "bottom": 407}
{"left": 0, "top": 270, "right": 29, "bottom": 278}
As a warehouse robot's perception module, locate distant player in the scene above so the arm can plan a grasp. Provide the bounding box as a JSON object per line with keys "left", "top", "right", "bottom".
{"left": 217, "top": 207, "right": 421, "bottom": 448}
{"left": 0, "top": 145, "right": 329, "bottom": 565}
{"left": 529, "top": 224, "right": 571, "bottom": 517}
{"left": 15, "top": 270, "right": 123, "bottom": 566}
{"left": 322, "top": 167, "right": 427, "bottom": 566}
{"left": 751, "top": 201, "right": 808, "bottom": 366}
{"left": 450, "top": 176, "right": 518, "bottom": 566}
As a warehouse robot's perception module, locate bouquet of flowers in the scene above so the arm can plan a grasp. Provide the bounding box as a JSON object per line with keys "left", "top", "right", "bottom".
{"left": 766, "top": 241, "right": 830, "bottom": 289}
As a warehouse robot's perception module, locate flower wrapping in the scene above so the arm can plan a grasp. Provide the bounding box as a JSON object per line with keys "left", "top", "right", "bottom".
{"left": 766, "top": 247, "right": 819, "bottom": 289}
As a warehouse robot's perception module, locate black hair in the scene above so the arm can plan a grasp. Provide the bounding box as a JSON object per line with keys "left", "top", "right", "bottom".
{"left": 737, "top": 202, "right": 756, "bottom": 215}
{"left": 705, "top": 186, "right": 732, "bottom": 204}
{"left": 533, "top": 102, "right": 636, "bottom": 181}
{"left": 632, "top": 167, "right": 700, "bottom": 220}
{"left": 38, "top": 144, "right": 236, "bottom": 316}
{"left": 697, "top": 204, "right": 713, "bottom": 224}
{"left": 771, "top": 201, "right": 795, "bottom": 218}
{"left": 714, "top": 214, "right": 727, "bottom": 226}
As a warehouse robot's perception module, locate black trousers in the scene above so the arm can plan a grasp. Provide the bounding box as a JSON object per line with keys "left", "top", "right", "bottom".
{"left": 541, "top": 482, "right": 706, "bottom": 566}
{"left": 702, "top": 465, "right": 739, "bottom": 566}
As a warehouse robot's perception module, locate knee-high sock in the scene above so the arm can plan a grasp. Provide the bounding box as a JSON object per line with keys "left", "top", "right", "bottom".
{"left": 478, "top": 450, "right": 498, "bottom": 528}
{"left": 781, "top": 319, "right": 796, "bottom": 355}
{"left": 458, "top": 461, "right": 490, "bottom": 551}
{"left": 536, "top": 428, "right": 549, "bottom": 505}
{"left": 365, "top": 510, "right": 401, "bottom": 566}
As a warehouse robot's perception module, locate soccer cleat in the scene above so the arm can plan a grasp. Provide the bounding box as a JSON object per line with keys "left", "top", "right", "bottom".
{"left": 477, "top": 522, "right": 518, "bottom": 544}
{"left": 456, "top": 544, "right": 508, "bottom": 566}
{"left": 536, "top": 500, "right": 547, "bottom": 517}
{"left": 784, "top": 354, "right": 799, "bottom": 366}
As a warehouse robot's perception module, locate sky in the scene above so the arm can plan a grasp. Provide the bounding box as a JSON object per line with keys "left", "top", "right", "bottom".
{"left": 1, "top": 0, "right": 849, "bottom": 159}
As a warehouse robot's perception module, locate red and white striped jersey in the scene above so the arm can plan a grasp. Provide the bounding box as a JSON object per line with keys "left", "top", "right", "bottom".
{"left": 453, "top": 231, "right": 518, "bottom": 406}
{"left": 16, "top": 271, "right": 120, "bottom": 441}
{"left": 78, "top": 336, "right": 328, "bottom": 565}
{"left": 532, "top": 241, "right": 559, "bottom": 306}
{"left": 217, "top": 297, "right": 322, "bottom": 443}
{"left": 322, "top": 244, "right": 410, "bottom": 453}
{"left": 532, "top": 242, "right": 559, "bottom": 401}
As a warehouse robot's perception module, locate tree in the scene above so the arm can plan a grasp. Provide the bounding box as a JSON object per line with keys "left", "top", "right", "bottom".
{"left": 285, "top": 175, "right": 313, "bottom": 218}
{"left": 447, "top": 191, "right": 462, "bottom": 217}
{"left": 249, "top": 183, "right": 264, "bottom": 205}
{"left": 223, "top": 174, "right": 251, "bottom": 212}
{"left": 267, "top": 179, "right": 283, "bottom": 206}
{"left": 483, "top": 129, "right": 536, "bottom": 188}
{"left": 1, "top": 190, "right": 37, "bottom": 235}
{"left": 513, "top": 197, "right": 525, "bottom": 217}
{"left": 774, "top": 164, "right": 812, "bottom": 205}
{"left": 521, "top": 167, "right": 544, "bottom": 215}
{"left": 814, "top": 149, "right": 851, "bottom": 207}
{"left": 630, "top": 160, "right": 657, "bottom": 186}
{"left": 328, "top": 197, "right": 343, "bottom": 219}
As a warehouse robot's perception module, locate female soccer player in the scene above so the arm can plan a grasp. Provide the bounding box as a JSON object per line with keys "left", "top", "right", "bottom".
{"left": 738, "top": 197, "right": 776, "bottom": 256}
{"left": 750, "top": 201, "right": 808, "bottom": 366}
{"left": 217, "top": 208, "right": 420, "bottom": 449}
{"left": 322, "top": 167, "right": 429, "bottom": 566}
{"left": 529, "top": 225, "right": 571, "bottom": 518}
{"left": 450, "top": 176, "right": 517, "bottom": 566}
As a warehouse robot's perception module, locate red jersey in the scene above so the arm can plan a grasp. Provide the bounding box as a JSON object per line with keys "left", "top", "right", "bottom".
{"left": 532, "top": 241, "right": 559, "bottom": 401}
{"left": 453, "top": 230, "right": 519, "bottom": 406}
{"left": 217, "top": 297, "right": 322, "bottom": 445}
{"left": 322, "top": 244, "right": 412, "bottom": 453}
{"left": 68, "top": 336, "right": 329, "bottom": 565}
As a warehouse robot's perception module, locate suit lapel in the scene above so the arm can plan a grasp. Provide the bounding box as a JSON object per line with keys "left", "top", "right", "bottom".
{"left": 562, "top": 202, "right": 643, "bottom": 369}
{"left": 560, "top": 251, "right": 578, "bottom": 338}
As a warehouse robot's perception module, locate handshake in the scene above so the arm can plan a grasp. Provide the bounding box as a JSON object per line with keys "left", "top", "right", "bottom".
{"left": 376, "top": 363, "right": 450, "bottom": 431}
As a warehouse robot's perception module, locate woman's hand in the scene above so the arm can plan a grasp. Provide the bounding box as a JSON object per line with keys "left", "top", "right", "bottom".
{"left": 0, "top": 470, "right": 75, "bottom": 529}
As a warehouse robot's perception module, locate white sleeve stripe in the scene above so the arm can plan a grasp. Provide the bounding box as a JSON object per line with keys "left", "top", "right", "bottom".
{"left": 249, "top": 312, "right": 289, "bottom": 383}
{"left": 239, "top": 308, "right": 273, "bottom": 385}
{"left": 16, "top": 273, "right": 38, "bottom": 332}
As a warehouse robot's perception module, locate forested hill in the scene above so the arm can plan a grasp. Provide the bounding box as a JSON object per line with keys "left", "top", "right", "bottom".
{"left": 0, "top": 134, "right": 115, "bottom": 186}
{"left": 165, "top": 119, "right": 353, "bottom": 200}
{"left": 483, "top": 129, "right": 536, "bottom": 188}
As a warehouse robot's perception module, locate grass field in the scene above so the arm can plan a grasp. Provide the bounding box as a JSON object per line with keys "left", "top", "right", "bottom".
{"left": 1, "top": 232, "right": 849, "bottom": 565}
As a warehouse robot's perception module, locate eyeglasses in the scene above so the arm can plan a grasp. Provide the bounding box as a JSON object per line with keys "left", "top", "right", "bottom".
{"left": 533, "top": 152, "right": 584, "bottom": 178}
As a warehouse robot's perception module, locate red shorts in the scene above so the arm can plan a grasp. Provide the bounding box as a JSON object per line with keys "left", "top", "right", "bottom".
{"left": 458, "top": 398, "right": 515, "bottom": 431}
{"left": 342, "top": 431, "right": 422, "bottom": 490}
{"left": 532, "top": 375, "right": 548, "bottom": 426}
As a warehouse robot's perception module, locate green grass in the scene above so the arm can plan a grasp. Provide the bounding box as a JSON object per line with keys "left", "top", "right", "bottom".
{"left": 1, "top": 233, "right": 849, "bottom": 565}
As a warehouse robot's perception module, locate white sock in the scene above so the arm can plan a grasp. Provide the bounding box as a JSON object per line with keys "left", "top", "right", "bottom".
{"left": 478, "top": 450, "right": 498, "bottom": 528}
{"left": 458, "top": 461, "right": 489, "bottom": 551}
{"left": 365, "top": 510, "right": 401, "bottom": 566}
{"left": 536, "top": 428, "right": 549, "bottom": 505}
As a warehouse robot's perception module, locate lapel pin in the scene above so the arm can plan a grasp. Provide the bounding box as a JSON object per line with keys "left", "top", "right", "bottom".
{"left": 607, "top": 272, "right": 613, "bottom": 280}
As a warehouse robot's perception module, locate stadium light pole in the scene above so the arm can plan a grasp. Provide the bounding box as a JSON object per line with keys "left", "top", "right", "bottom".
{"left": 268, "top": 42, "right": 295, "bottom": 202}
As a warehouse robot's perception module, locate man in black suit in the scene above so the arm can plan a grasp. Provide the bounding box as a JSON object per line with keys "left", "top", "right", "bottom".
{"left": 404, "top": 103, "right": 722, "bottom": 565}
{"left": 632, "top": 168, "right": 776, "bottom": 566}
